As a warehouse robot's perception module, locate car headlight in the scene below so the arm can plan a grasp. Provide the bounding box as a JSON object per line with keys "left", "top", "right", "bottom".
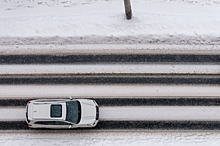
{"left": 93, "top": 100, "right": 98, "bottom": 106}
{"left": 87, "top": 121, "right": 97, "bottom": 126}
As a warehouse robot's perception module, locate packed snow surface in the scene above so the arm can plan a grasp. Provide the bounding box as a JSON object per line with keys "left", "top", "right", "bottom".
{"left": 1, "top": 64, "right": 219, "bottom": 75}
{"left": 1, "top": 0, "right": 220, "bottom": 45}
{"left": 1, "top": 85, "right": 220, "bottom": 98}
{"left": 1, "top": 131, "right": 220, "bottom": 146}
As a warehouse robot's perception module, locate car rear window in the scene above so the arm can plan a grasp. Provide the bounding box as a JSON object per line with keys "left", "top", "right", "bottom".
{"left": 50, "top": 104, "right": 62, "bottom": 118}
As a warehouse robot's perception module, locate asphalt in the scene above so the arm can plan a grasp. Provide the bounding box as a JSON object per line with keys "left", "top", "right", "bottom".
{"left": 0, "top": 54, "right": 220, "bottom": 64}
{"left": 2, "top": 121, "right": 220, "bottom": 130}
{"left": 0, "top": 75, "right": 220, "bottom": 84}
{"left": 2, "top": 98, "right": 220, "bottom": 106}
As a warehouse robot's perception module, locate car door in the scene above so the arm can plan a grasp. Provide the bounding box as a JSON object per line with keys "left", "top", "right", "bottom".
{"left": 34, "top": 121, "right": 71, "bottom": 129}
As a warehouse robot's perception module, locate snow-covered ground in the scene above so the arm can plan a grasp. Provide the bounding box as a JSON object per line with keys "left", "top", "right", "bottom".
{"left": 1, "top": 130, "right": 220, "bottom": 146}
{"left": 1, "top": 0, "right": 220, "bottom": 45}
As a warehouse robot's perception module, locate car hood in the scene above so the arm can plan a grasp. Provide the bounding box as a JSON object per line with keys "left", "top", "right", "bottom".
{"left": 79, "top": 100, "right": 96, "bottom": 125}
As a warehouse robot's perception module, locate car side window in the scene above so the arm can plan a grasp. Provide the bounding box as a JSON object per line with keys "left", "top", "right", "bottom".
{"left": 35, "top": 121, "right": 71, "bottom": 125}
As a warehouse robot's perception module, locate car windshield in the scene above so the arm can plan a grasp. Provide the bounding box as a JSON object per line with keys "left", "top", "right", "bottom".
{"left": 66, "top": 101, "right": 81, "bottom": 124}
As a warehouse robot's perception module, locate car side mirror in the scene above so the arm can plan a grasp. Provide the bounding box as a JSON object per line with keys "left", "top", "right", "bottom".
{"left": 69, "top": 125, "right": 71, "bottom": 128}
{"left": 69, "top": 96, "right": 73, "bottom": 100}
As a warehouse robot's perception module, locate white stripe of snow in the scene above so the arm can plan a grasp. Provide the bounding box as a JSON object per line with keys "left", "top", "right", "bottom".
{"left": 0, "top": 64, "right": 219, "bottom": 75}
{"left": 0, "top": 45, "right": 220, "bottom": 55}
{"left": 100, "top": 106, "right": 220, "bottom": 121}
{"left": 0, "top": 85, "right": 219, "bottom": 99}
{"left": 0, "top": 107, "right": 25, "bottom": 121}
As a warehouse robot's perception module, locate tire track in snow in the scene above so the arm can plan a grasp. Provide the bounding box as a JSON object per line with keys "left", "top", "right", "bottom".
{"left": 2, "top": 98, "right": 220, "bottom": 106}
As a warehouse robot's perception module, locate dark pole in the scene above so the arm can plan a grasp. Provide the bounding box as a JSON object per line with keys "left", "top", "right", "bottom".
{"left": 124, "top": 0, "right": 132, "bottom": 20}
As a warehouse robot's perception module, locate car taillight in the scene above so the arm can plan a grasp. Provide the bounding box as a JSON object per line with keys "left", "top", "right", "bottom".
{"left": 26, "top": 122, "right": 32, "bottom": 127}
{"left": 27, "top": 100, "right": 31, "bottom": 103}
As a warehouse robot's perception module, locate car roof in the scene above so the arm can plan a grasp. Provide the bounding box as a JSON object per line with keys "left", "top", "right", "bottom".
{"left": 31, "top": 102, "right": 66, "bottom": 121}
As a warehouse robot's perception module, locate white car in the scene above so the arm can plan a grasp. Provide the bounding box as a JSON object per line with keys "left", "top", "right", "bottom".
{"left": 26, "top": 98, "right": 99, "bottom": 129}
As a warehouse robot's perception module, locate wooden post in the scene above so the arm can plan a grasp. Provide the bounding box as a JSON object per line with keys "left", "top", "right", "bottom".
{"left": 124, "top": 0, "right": 132, "bottom": 20}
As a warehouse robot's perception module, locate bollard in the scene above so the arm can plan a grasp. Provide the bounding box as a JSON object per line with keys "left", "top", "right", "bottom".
{"left": 124, "top": 0, "right": 132, "bottom": 20}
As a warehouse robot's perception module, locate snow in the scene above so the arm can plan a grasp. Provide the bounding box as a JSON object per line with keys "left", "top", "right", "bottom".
{"left": 100, "top": 106, "right": 220, "bottom": 121}
{"left": 1, "top": 0, "right": 220, "bottom": 45}
{"left": 0, "top": 107, "right": 25, "bottom": 121}
{"left": 1, "top": 131, "right": 220, "bottom": 146}
{"left": 1, "top": 44, "right": 220, "bottom": 55}
{"left": 1, "top": 0, "right": 220, "bottom": 145}
{"left": 0, "top": 85, "right": 220, "bottom": 98}
{"left": 1, "top": 64, "right": 219, "bottom": 75}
